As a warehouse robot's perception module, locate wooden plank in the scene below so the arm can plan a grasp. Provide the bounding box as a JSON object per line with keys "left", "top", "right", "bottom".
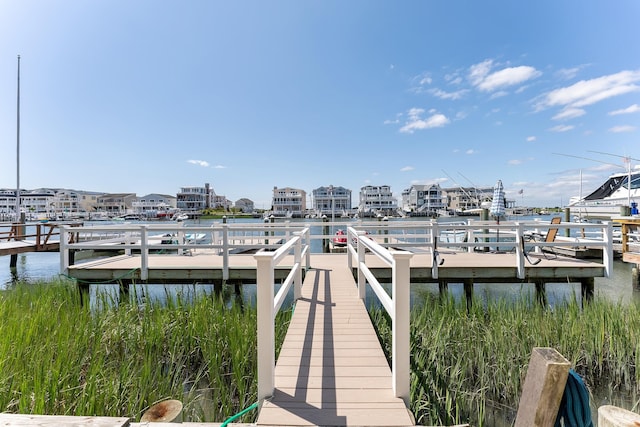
{"left": 0, "top": 414, "right": 130, "bottom": 426}
{"left": 598, "top": 405, "right": 640, "bottom": 426}
{"left": 514, "top": 347, "right": 570, "bottom": 427}
{"left": 256, "top": 263, "right": 414, "bottom": 426}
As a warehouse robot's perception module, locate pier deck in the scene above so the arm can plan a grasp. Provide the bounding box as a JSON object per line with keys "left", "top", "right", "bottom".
{"left": 66, "top": 250, "right": 607, "bottom": 285}
{"left": 256, "top": 257, "right": 414, "bottom": 426}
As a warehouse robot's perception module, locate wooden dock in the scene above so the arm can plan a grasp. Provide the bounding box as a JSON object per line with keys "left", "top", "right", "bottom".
{"left": 255, "top": 256, "right": 414, "bottom": 426}
{"left": 66, "top": 250, "right": 607, "bottom": 296}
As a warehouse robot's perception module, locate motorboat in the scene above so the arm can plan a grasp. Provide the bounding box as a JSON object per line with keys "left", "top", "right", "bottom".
{"left": 568, "top": 167, "right": 640, "bottom": 219}
{"left": 332, "top": 229, "right": 348, "bottom": 247}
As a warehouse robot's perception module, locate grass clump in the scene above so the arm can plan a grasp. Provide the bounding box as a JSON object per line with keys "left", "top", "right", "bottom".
{"left": 0, "top": 279, "right": 290, "bottom": 422}
{"left": 370, "top": 293, "right": 640, "bottom": 426}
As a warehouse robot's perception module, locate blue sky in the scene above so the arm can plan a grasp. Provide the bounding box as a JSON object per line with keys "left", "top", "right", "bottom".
{"left": 0, "top": 1, "right": 639, "bottom": 209}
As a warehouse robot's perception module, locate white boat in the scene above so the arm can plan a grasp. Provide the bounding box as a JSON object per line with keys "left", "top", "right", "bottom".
{"left": 172, "top": 213, "right": 189, "bottom": 221}
{"left": 568, "top": 167, "right": 640, "bottom": 219}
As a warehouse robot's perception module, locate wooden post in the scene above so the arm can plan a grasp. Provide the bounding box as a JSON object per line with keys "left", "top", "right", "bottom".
{"left": 438, "top": 279, "right": 448, "bottom": 297}
{"left": 322, "top": 216, "right": 329, "bottom": 253}
{"left": 391, "top": 251, "right": 412, "bottom": 404}
{"left": 633, "top": 265, "right": 639, "bottom": 290}
{"left": 581, "top": 277, "right": 594, "bottom": 304}
{"left": 598, "top": 405, "right": 640, "bottom": 426}
{"left": 255, "top": 252, "right": 275, "bottom": 401}
{"left": 535, "top": 281, "right": 547, "bottom": 306}
{"left": 515, "top": 347, "right": 570, "bottom": 427}
{"left": 463, "top": 279, "right": 473, "bottom": 310}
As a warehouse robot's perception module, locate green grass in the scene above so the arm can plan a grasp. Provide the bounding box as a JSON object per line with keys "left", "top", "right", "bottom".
{"left": 0, "top": 279, "right": 291, "bottom": 422}
{"left": 370, "top": 292, "right": 640, "bottom": 426}
{"left": 3, "top": 279, "right": 638, "bottom": 425}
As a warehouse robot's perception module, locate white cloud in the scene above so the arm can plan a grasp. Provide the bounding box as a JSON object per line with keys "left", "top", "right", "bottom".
{"left": 552, "top": 108, "right": 586, "bottom": 121}
{"left": 556, "top": 67, "right": 583, "bottom": 80}
{"left": 549, "top": 124, "right": 575, "bottom": 132}
{"left": 508, "top": 159, "right": 522, "bottom": 165}
{"left": 399, "top": 108, "right": 450, "bottom": 133}
{"left": 536, "top": 70, "right": 640, "bottom": 111}
{"left": 526, "top": 136, "right": 536, "bottom": 142}
{"left": 466, "top": 149, "right": 475, "bottom": 155}
{"left": 429, "top": 88, "right": 468, "bottom": 100}
{"left": 187, "top": 159, "right": 209, "bottom": 167}
{"left": 213, "top": 165, "right": 227, "bottom": 169}
{"left": 609, "top": 104, "right": 640, "bottom": 115}
{"left": 400, "top": 166, "right": 414, "bottom": 172}
{"left": 609, "top": 125, "right": 636, "bottom": 133}
{"left": 469, "top": 59, "right": 541, "bottom": 92}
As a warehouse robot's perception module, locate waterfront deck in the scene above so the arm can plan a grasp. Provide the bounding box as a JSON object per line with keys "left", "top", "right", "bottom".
{"left": 66, "top": 250, "right": 607, "bottom": 289}
{"left": 256, "top": 257, "right": 414, "bottom": 426}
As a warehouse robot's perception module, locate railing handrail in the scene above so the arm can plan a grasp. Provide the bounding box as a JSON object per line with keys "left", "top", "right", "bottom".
{"left": 347, "top": 225, "right": 413, "bottom": 404}
{"left": 254, "top": 228, "right": 309, "bottom": 400}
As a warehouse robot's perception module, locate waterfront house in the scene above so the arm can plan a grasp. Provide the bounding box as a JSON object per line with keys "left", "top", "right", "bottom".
{"left": 176, "top": 184, "right": 213, "bottom": 212}
{"left": 235, "top": 198, "right": 255, "bottom": 213}
{"left": 443, "top": 186, "right": 493, "bottom": 212}
{"left": 97, "top": 193, "right": 137, "bottom": 216}
{"left": 359, "top": 185, "right": 397, "bottom": 216}
{"left": 401, "top": 184, "right": 447, "bottom": 216}
{"left": 132, "top": 194, "right": 177, "bottom": 216}
{"left": 272, "top": 186, "right": 306, "bottom": 217}
{"left": 312, "top": 185, "right": 352, "bottom": 217}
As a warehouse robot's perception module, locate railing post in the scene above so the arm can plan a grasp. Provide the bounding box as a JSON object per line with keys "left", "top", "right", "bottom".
{"left": 60, "top": 225, "right": 69, "bottom": 274}
{"left": 177, "top": 223, "right": 185, "bottom": 256}
{"left": 357, "top": 233, "right": 366, "bottom": 300}
{"left": 222, "top": 224, "right": 229, "bottom": 281}
{"left": 516, "top": 223, "right": 525, "bottom": 279}
{"left": 603, "top": 221, "right": 613, "bottom": 278}
{"left": 305, "top": 227, "right": 311, "bottom": 269}
{"left": 255, "top": 252, "right": 275, "bottom": 401}
{"left": 430, "top": 222, "right": 439, "bottom": 280}
{"left": 36, "top": 225, "right": 42, "bottom": 250}
{"left": 467, "top": 218, "right": 474, "bottom": 253}
{"left": 140, "top": 226, "right": 148, "bottom": 280}
{"left": 391, "top": 251, "right": 412, "bottom": 404}
{"left": 294, "top": 231, "right": 302, "bottom": 300}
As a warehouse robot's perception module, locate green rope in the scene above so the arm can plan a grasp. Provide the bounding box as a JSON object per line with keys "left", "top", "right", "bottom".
{"left": 220, "top": 401, "right": 260, "bottom": 426}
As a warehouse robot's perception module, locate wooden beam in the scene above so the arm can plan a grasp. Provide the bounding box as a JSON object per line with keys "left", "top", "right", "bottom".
{"left": 514, "top": 347, "right": 570, "bottom": 427}
{"left": 598, "top": 405, "right": 640, "bottom": 426}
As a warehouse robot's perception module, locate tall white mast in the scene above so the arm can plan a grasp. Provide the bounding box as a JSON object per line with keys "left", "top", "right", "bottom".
{"left": 16, "top": 55, "right": 20, "bottom": 219}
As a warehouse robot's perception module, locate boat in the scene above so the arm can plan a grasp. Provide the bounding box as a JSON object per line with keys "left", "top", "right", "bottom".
{"left": 172, "top": 212, "right": 189, "bottom": 221}
{"left": 568, "top": 167, "right": 640, "bottom": 219}
{"left": 112, "top": 213, "right": 141, "bottom": 221}
{"left": 332, "top": 229, "right": 348, "bottom": 247}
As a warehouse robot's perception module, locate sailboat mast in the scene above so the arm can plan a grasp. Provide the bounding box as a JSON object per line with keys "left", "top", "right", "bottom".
{"left": 16, "top": 55, "right": 20, "bottom": 219}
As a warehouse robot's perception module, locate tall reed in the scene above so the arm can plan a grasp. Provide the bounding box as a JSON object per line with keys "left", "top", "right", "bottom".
{"left": 370, "top": 291, "right": 640, "bottom": 426}
{"left": 0, "top": 279, "right": 291, "bottom": 422}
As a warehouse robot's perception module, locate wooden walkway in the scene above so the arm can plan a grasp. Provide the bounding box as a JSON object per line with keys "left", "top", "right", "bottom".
{"left": 256, "top": 257, "right": 414, "bottom": 426}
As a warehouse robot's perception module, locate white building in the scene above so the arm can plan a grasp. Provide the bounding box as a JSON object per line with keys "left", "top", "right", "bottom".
{"left": 401, "top": 184, "right": 447, "bottom": 215}
{"left": 133, "top": 194, "right": 177, "bottom": 215}
{"left": 177, "top": 184, "right": 213, "bottom": 212}
{"left": 272, "top": 187, "right": 306, "bottom": 218}
{"left": 97, "top": 193, "right": 138, "bottom": 215}
{"left": 235, "top": 198, "right": 255, "bottom": 213}
{"left": 312, "top": 185, "right": 352, "bottom": 217}
{"left": 359, "top": 185, "right": 397, "bottom": 216}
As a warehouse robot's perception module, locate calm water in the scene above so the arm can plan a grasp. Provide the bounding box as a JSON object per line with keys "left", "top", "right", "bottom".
{"left": 1, "top": 216, "right": 639, "bottom": 306}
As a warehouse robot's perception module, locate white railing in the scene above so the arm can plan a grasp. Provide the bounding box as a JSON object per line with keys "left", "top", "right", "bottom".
{"left": 254, "top": 228, "right": 310, "bottom": 400}
{"left": 59, "top": 223, "right": 311, "bottom": 281}
{"left": 346, "top": 226, "right": 413, "bottom": 404}
{"left": 347, "top": 220, "right": 613, "bottom": 279}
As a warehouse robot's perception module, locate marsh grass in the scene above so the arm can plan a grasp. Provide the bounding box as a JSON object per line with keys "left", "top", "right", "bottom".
{"left": 0, "top": 279, "right": 291, "bottom": 422}
{"left": 370, "top": 291, "right": 640, "bottom": 426}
